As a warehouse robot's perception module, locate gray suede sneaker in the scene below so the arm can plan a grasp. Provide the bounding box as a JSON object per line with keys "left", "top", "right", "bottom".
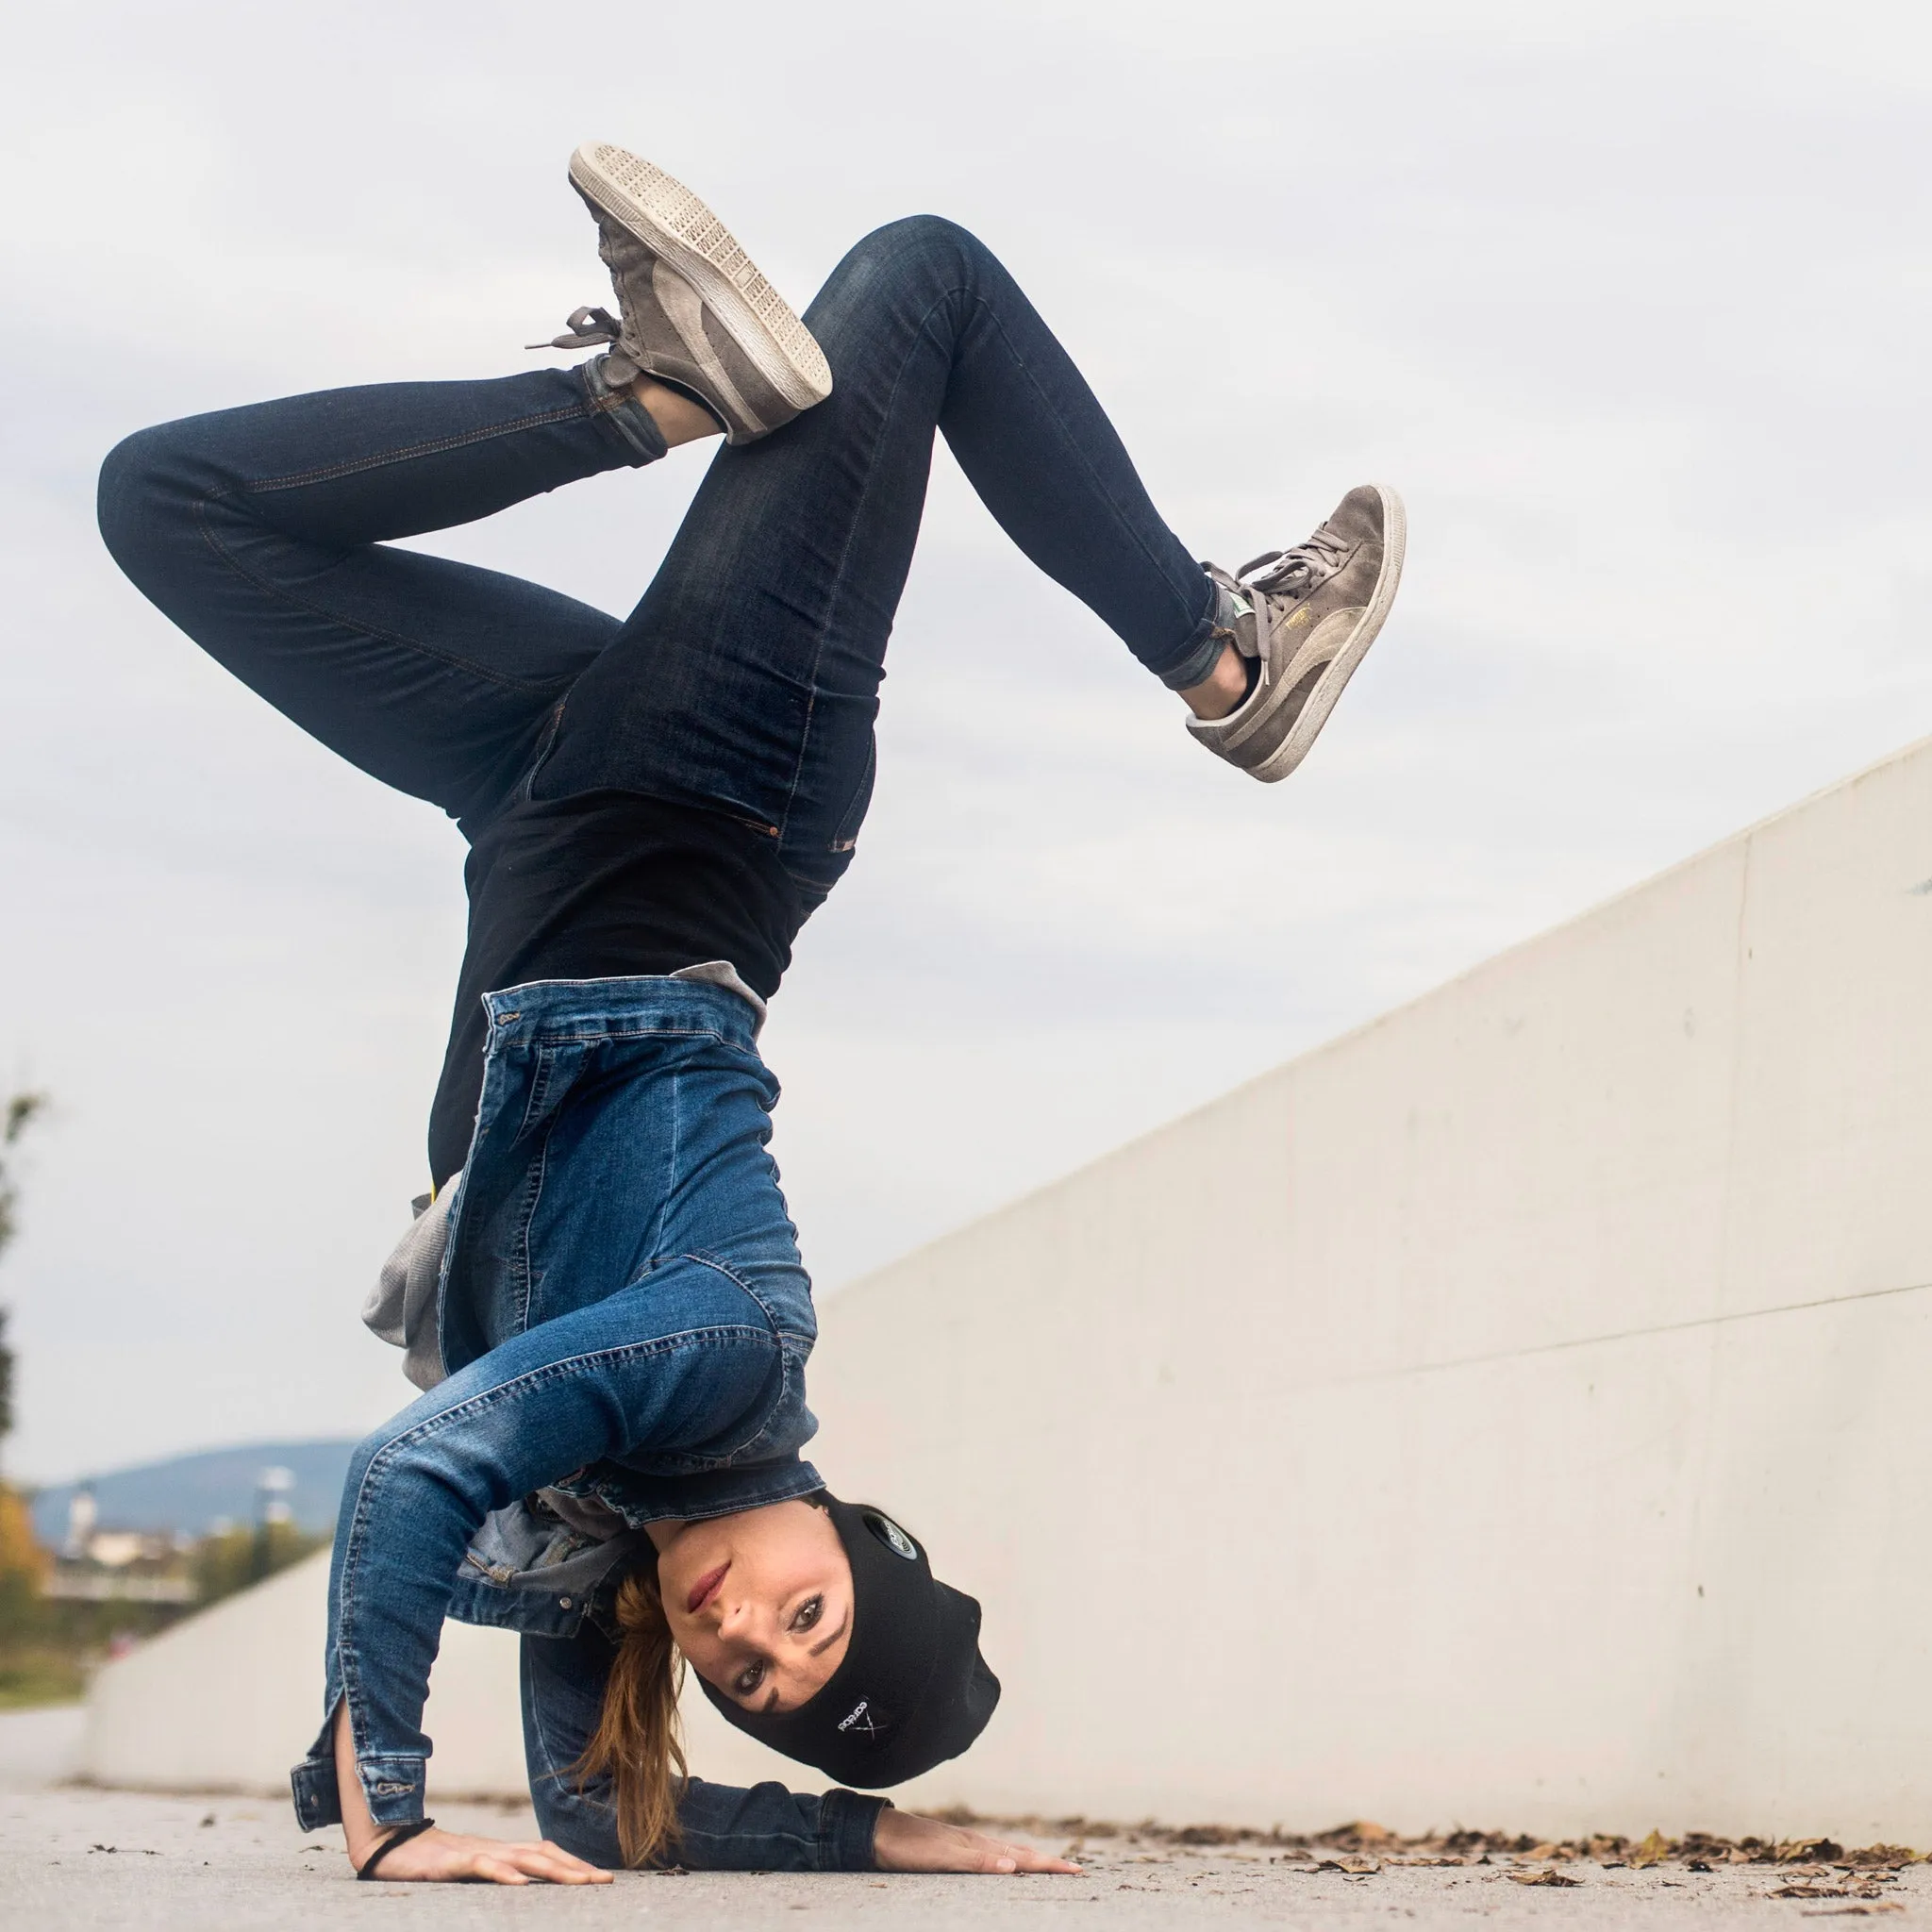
{"left": 533, "top": 142, "right": 833, "bottom": 445}
{"left": 1186, "top": 484, "right": 1406, "bottom": 782}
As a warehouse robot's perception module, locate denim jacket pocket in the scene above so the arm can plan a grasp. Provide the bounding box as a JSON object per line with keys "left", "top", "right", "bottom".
{"left": 449, "top": 1503, "right": 651, "bottom": 1638}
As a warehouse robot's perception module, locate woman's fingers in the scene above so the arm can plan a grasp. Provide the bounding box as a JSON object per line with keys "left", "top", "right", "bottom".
{"left": 467, "top": 1856, "right": 531, "bottom": 1885}
{"left": 540, "top": 1838, "right": 605, "bottom": 1868}
{"left": 1005, "top": 1842, "right": 1081, "bottom": 1874}
{"left": 537, "top": 1840, "right": 611, "bottom": 1881}
{"left": 489, "top": 1840, "right": 610, "bottom": 1885}
{"left": 974, "top": 1835, "right": 1081, "bottom": 1874}
{"left": 872, "top": 1808, "right": 1081, "bottom": 1875}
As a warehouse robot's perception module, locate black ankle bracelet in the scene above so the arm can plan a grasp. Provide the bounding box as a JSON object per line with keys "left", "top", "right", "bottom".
{"left": 357, "top": 1815, "right": 436, "bottom": 1880}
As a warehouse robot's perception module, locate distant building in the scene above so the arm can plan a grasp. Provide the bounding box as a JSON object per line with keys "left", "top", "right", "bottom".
{"left": 258, "top": 1465, "right": 295, "bottom": 1526}
{"left": 62, "top": 1484, "right": 96, "bottom": 1559}
{"left": 46, "top": 1482, "right": 195, "bottom": 1603}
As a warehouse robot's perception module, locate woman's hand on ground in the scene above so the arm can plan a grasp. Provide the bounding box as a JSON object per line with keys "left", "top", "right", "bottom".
{"left": 873, "top": 1808, "right": 1081, "bottom": 1874}
{"left": 353, "top": 1825, "right": 612, "bottom": 1885}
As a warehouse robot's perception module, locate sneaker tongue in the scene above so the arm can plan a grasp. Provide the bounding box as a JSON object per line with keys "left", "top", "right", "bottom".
{"left": 1211, "top": 579, "right": 1260, "bottom": 657}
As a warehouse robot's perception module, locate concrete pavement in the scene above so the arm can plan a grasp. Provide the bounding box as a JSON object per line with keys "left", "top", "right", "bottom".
{"left": 4, "top": 1712, "right": 1924, "bottom": 1930}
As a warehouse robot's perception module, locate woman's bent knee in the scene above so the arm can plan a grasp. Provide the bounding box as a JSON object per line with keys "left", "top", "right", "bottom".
{"left": 866, "top": 212, "right": 983, "bottom": 255}
{"left": 836, "top": 213, "right": 993, "bottom": 289}
{"left": 95, "top": 423, "right": 196, "bottom": 582}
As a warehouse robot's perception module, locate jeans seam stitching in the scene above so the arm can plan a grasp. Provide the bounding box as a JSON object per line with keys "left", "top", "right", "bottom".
{"left": 674, "top": 1257, "right": 801, "bottom": 1464}
{"left": 514, "top": 1117, "right": 553, "bottom": 1335}
{"left": 648, "top": 1068, "right": 681, "bottom": 1260}
{"left": 240, "top": 405, "right": 593, "bottom": 492}
{"left": 780, "top": 269, "right": 1189, "bottom": 870}
{"left": 496, "top": 1023, "right": 754, "bottom": 1052}
{"left": 525, "top": 1653, "right": 580, "bottom": 1801}
{"left": 774, "top": 280, "right": 971, "bottom": 868}
{"left": 369, "top": 1325, "right": 779, "bottom": 1450}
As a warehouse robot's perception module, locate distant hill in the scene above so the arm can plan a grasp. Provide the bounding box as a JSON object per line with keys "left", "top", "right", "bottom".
{"left": 27, "top": 1441, "right": 358, "bottom": 1546}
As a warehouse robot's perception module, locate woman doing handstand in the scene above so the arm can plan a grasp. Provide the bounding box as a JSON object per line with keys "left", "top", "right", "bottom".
{"left": 97, "top": 143, "right": 1406, "bottom": 1885}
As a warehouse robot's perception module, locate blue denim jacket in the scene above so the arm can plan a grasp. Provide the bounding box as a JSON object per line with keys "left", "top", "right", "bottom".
{"left": 290, "top": 976, "right": 886, "bottom": 1868}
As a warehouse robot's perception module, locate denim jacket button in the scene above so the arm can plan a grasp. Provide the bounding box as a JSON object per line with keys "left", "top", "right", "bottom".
{"left": 558, "top": 1596, "right": 572, "bottom": 1609}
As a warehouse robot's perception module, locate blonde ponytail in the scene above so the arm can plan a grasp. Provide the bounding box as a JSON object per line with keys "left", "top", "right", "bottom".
{"left": 575, "top": 1568, "right": 688, "bottom": 1866}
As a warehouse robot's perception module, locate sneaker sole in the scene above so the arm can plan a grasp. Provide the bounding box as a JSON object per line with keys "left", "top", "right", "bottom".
{"left": 568, "top": 143, "right": 833, "bottom": 413}
{"left": 1243, "top": 484, "right": 1406, "bottom": 783}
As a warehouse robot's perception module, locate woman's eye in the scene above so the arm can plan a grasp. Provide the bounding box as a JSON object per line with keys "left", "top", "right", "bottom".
{"left": 734, "top": 1658, "right": 767, "bottom": 1696}
{"left": 791, "top": 1594, "right": 824, "bottom": 1633}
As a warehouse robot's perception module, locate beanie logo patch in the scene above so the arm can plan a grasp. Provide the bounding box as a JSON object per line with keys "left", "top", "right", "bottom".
{"left": 836, "top": 1698, "right": 881, "bottom": 1738}
{"left": 865, "top": 1512, "right": 919, "bottom": 1561}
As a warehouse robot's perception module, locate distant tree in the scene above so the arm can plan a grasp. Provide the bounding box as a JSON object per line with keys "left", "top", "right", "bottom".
{"left": 192, "top": 1520, "right": 327, "bottom": 1608}
{"left": 0, "top": 1092, "right": 49, "bottom": 1452}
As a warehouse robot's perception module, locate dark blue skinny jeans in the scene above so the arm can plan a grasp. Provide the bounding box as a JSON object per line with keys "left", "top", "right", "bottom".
{"left": 97, "top": 215, "right": 1222, "bottom": 884}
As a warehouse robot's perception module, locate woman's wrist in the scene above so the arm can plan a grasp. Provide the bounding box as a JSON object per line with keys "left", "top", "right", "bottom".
{"left": 860, "top": 1794, "right": 895, "bottom": 1869}
{"left": 342, "top": 1817, "right": 384, "bottom": 1870}
{"left": 355, "top": 1817, "right": 439, "bottom": 1879}
{"left": 331, "top": 1701, "right": 398, "bottom": 1871}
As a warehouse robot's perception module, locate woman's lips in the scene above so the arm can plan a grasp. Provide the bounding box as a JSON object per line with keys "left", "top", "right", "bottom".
{"left": 687, "top": 1562, "right": 729, "bottom": 1615}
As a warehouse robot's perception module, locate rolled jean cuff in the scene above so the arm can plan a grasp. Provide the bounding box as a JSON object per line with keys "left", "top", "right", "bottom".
{"left": 819, "top": 1789, "right": 892, "bottom": 1870}
{"left": 289, "top": 1749, "right": 427, "bottom": 1831}
{"left": 290, "top": 1754, "right": 341, "bottom": 1831}
{"left": 1151, "top": 573, "right": 1229, "bottom": 691}
{"left": 577, "top": 356, "right": 669, "bottom": 465}
{"left": 362, "top": 1755, "right": 430, "bottom": 1828}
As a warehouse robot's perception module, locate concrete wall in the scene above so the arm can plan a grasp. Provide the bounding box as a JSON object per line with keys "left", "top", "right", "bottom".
{"left": 87, "top": 733, "right": 1932, "bottom": 1840}
{"left": 83, "top": 1550, "right": 527, "bottom": 1799}
{"left": 78, "top": 1547, "right": 816, "bottom": 1805}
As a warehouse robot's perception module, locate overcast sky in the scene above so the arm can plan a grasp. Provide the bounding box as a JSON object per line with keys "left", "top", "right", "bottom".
{"left": 3, "top": 0, "right": 1928, "bottom": 1483}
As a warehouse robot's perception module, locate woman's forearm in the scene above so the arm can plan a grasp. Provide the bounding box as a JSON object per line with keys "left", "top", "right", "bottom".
{"left": 332, "top": 1702, "right": 382, "bottom": 1869}
{"left": 320, "top": 1267, "right": 794, "bottom": 1823}
{"left": 336, "top": 1695, "right": 611, "bottom": 1885}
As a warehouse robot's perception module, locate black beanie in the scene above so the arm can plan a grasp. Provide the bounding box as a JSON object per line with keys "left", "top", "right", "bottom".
{"left": 693, "top": 1495, "right": 999, "bottom": 1788}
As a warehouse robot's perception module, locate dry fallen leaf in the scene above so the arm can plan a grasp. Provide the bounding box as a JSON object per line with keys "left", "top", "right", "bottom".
{"left": 1779, "top": 1840, "right": 1848, "bottom": 1865}
{"left": 1509, "top": 1869, "right": 1582, "bottom": 1888}
{"left": 1773, "top": 1884, "right": 1851, "bottom": 1900}
{"left": 1631, "top": 1830, "right": 1671, "bottom": 1870}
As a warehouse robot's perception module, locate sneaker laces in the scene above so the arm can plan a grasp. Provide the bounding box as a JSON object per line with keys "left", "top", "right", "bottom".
{"left": 1203, "top": 522, "right": 1357, "bottom": 688}
{"left": 525, "top": 306, "right": 625, "bottom": 353}
{"left": 1237, "top": 523, "right": 1354, "bottom": 598}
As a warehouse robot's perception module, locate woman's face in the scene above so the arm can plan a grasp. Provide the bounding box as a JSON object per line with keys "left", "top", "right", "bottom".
{"left": 653, "top": 1500, "right": 853, "bottom": 1712}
